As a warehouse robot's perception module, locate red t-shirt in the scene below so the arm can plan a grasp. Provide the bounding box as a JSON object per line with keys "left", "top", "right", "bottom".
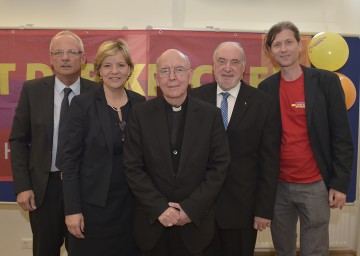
{"left": 279, "top": 73, "right": 322, "bottom": 183}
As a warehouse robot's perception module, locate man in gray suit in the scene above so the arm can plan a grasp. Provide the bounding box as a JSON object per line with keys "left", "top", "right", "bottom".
{"left": 124, "top": 49, "right": 230, "bottom": 256}
{"left": 9, "top": 31, "right": 98, "bottom": 256}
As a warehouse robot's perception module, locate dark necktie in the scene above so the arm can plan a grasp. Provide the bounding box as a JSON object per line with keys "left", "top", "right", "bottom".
{"left": 220, "top": 92, "right": 230, "bottom": 129}
{"left": 55, "top": 87, "right": 72, "bottom": 170}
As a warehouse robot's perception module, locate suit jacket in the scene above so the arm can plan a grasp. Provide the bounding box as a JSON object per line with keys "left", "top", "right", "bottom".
{"left": 61, "top": 85, "right": 146, "bottom": 215}
{"left": 9, "top": 75, "right": 98, "bottom": 207}
{"left": 123, "top": 95, "right": 230, "bottom": 253}
{"left": 190, "top": 82, "right": 280, "bottom": 228}
{"left": 258, "top": 66, "right": 354, "bottom": 193}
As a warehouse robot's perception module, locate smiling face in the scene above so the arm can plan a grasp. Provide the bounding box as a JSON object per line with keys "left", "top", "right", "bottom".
{"left": 154, "top": 49, "right": 192, "bottom": 106}
{"left": 99, "top": 51, "right": 131, "bottom": 92}
{"left": 213, "top": 42, "right": 245, "bottom": 91}
{"left": 270, "top": 29, "right": 301, "bottom": 69}
{"left": 50, "top": 34, "right": 86, "bottom": 85}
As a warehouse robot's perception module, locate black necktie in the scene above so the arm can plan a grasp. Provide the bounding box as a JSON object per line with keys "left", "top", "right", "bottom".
{"left": 55, "top": 87, "right": 72, "bottom": 170}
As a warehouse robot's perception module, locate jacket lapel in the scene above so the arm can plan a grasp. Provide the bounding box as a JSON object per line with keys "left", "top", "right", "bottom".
{"left": 152, "top": 97, "right": 174, "bottom": 178}
{"left": 177, "top": 96, "right": 200, "bottom": 177}
{"left": 303, "top": 67, "right": 316, "bottom": 128}
{"left": 226, "top": 82, "right": 251, "bottom": 133}
{"left": 95, "top": 87, "right": 113, "bottom": 154}
{"left": 43, "top": 76, "right": 55, "bottom": 143}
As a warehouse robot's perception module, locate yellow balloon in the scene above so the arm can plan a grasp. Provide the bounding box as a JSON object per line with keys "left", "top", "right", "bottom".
{"left": 308, "top": 32, "right": 349, "bottom": 71}
{"left": 335, "top": 72, "right": 357, "bottom": 110}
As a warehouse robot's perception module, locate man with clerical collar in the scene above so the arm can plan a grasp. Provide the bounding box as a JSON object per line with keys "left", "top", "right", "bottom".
{"left": 123, "top": 49, "right": 230, "bottom": 256}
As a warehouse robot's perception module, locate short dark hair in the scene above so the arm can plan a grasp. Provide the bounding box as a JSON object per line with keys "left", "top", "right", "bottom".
{"left": 264, "top": 21, "right": 300, "bottom": 52}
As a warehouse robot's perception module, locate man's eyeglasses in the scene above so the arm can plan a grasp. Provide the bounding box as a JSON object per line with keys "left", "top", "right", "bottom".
{"left": 50, "top": 49, "right": 83, "bottom": 57}
{"left": 158, "top": 66, "right": 189, "bottom": 78}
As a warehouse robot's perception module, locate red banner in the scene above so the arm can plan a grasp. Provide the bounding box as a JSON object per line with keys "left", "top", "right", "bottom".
{"left": 0, "top": 29, "right": 312, "bottom": 182}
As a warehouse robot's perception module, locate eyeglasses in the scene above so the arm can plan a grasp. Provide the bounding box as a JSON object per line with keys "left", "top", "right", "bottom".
{"left": 50, "top": 49, "right": 83, "bottom": 57}
{"left": 158, "top": 66, "right": 189, "bottom": 78}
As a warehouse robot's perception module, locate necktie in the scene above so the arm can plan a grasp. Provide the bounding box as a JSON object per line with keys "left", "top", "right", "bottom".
{"left": 55, "top": 87, "right": 72, "bottom": 170}
{"left": 220, "top": 92, "right": 230, "bottom": 129}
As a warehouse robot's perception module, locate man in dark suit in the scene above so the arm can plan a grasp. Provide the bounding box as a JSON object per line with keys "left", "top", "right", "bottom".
{"left": 191, "top": 42, "right": 280, "bottom": 256}
{"left": 123, "top": 49, "right": 230, "bottom": 256}
{"left": 258, "top": 21, "right": 354, "bottom": 256}
{"left": 9, "top": 31, "right": 98, "bottom": 256}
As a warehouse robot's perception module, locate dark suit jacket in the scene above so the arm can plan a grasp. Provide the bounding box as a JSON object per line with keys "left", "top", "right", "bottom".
{"left": 123, "top": 95, "right": 230, "bottom": 253}
{"left": 190, "top": 82, "right": 280, "bottom": 229}
{"left": 61, "top": 86, "right": 146, "bottom": 215}
{"left": 9, "top": 76, "right": 98, "bottom": 207}
{"left": 258, "top": 66, "right": 354, "bottom": 194}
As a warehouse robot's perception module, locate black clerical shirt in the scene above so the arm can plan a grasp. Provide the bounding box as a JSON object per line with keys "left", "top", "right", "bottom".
{"left": 165, "top": 97, "right": 188, "bottom": 176}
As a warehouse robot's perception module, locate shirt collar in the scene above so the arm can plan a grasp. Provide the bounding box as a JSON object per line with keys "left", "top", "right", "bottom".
{"left": 216, "top": 81, "right": 241, "bottom": 98}
{"left": 54, "top": 76, "right": 81, "bottom": 95}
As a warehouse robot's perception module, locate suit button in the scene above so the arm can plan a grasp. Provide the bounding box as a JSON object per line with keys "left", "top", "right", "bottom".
{"left": 172, "top": 150, "right": 178, "bottom": 155}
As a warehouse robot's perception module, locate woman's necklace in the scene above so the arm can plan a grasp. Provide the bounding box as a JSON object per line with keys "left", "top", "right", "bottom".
{"left": 110, "top": 106, "right": 121, "bottom": 112}
{"left": 106, "top": 89, "right": 127, "bottom": 113}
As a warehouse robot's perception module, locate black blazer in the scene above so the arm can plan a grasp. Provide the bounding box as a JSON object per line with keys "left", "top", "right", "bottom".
{"left": 61, "top": 85, "right": 146, "bottom": 215}
{"left": 123, "top": 95, "right": 230, "bottom": 253}
{"left": 190, "top": 82, "right": 280, "bottom": 228}
{"left": 258, "top": 66, "right": 354, "bottom": 194}
{"left": 9, "top": 76, "right": 98, "bottom": 207}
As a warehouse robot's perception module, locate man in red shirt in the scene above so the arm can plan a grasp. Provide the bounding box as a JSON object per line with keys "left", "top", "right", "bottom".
{"left": 259, "top": 21, "right": 354, "bottom": 256}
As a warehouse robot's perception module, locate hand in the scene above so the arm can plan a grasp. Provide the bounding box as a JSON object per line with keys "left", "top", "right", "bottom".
{"left": 253, "top": 216, "right": 271, "bottom": 231}
{"left": 66, "top": 213, "right": 85, "bottom": 239}
{"left": 329, "top": 188, "right": 346, "bottom": 209}
{"left": 168, "top": 202, "right": 191, "bottom": 226}
{"left": 158, "top": 206, "right": 180, "bottom": 227}
{"left": 16, "top": 190, "right": 36, "bottom": 211}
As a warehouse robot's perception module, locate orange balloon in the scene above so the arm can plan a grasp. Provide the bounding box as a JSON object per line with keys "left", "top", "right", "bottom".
{"left": 335, "top": 72, "right": 357, "bottom": 110}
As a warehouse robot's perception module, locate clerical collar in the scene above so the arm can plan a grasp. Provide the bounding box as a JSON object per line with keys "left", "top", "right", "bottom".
{"left": 164, "top": 97, "right": 188, "bottom": 112}
{"left": 172, "top": 106, "right": 182, "bottom": 112}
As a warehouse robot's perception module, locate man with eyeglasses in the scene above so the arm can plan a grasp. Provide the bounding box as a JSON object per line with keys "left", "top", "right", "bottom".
{"left": 190, "top": 42, "right": 280, "bottom": 256}
{"left": 9, "top": 30, "right": 98, "bottom": 256}
{"left": 124, "top": 49, "right": 230, "bottom": 256}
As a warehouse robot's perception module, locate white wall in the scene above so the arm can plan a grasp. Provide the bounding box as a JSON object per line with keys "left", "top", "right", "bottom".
{"left": 0, "top": 0, "right": 359, "bottom": 255}
{"left": 1, "top": 0, "right": 360, "bottom": 35}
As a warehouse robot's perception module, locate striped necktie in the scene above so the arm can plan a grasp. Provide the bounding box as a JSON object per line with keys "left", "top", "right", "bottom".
{"left": 220, "top": 92, "right": 230, "bottom": 129}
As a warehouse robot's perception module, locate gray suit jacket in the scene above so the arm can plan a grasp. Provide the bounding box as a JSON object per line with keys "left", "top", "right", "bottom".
{"left": 9, "top": 75, "right": 99, "bottom": 207}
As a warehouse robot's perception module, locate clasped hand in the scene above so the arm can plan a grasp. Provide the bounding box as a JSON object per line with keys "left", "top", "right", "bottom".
{"left": 158, "top": 202, "right": 191, "bottom": 227}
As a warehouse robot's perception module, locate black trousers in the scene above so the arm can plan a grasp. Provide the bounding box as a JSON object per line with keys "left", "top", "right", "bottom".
{"left": 141, "top": 227, "right": 203, "bottom": 256}
{"left": 29, "top": 173, "right": 68, "bottom": 256}
{"left": 205, "top": 224, "right": 257, "bottom": 256}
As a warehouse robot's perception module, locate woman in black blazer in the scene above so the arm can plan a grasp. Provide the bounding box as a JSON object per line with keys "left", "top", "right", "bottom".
{"left": 62, "top": 39, "right": 145, "bottom": 256}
